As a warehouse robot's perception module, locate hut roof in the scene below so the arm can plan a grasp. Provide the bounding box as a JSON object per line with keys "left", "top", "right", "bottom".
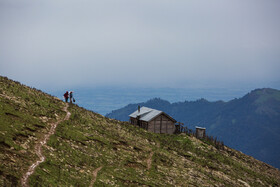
{"left": 195, "top": 126, "right": 206, "bottom": 130}
{"left": 129, "top": 106, "right": 176, "bottom": 122}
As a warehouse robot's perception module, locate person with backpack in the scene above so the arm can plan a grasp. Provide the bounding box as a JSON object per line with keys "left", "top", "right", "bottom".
{"left": 69, "top": 91, "right": 75, "bottom": 103}
{"left": 63, "top": 91, "right": 69, "bottom": 102}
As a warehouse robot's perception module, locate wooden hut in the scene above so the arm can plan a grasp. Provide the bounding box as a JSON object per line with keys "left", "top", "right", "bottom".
{"left": 195, "top": 126, "right": 206, "bottom": 139}
{"left": 129, "top": 106, "right": 176, "bottom": 134}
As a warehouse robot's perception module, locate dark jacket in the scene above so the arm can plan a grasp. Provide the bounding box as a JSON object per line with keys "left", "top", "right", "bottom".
{"left": 64, "top": 92, "right": 69, "bottom": 98}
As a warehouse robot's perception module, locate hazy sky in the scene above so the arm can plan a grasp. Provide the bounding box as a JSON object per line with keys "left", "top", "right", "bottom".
{"left": 1, "top": 0, "right": 280, "bottom": 90}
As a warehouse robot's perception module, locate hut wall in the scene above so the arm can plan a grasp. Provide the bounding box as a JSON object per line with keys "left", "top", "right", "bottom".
{"left": 167, "top": 120, "right": 175, "bottom": 134}
{"left": 130, "top": 117, "right": 148, "bottom": 130}
{"left": 130, "top": 117, "right": 137, "bottom": 126}
{"left": 148, "top": 114, "right": 175, "bottom": 134}
{"left": 148, "top": 120, "right": 155, "bottom": 133}
{"left": 140, "top": 121, "right": 148, "bottom": 130}
{"left": 196, "top": 128, "right": 206, "bottom": 139}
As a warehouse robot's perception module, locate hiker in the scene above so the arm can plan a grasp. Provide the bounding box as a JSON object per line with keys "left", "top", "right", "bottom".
{"left": 69, "top": 91, "right": 74, "bottom": 103}
{"left": 63, "top": 91, "right": 69, "bottom": 102}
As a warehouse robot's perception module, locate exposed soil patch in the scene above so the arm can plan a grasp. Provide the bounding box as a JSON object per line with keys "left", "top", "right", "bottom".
{"left": 125, "top": 160, "right": 145, "bottom": 169}
{"left": 89, "top": 166, "right": 103, "bottom": 187}
{"left": 147, "top": 151, "right": 154, "bottom": 170}
{"left": 147, "top": 142, "right": 160, "bottom": 170}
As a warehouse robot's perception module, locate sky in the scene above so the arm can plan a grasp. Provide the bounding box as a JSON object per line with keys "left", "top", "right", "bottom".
{"left": 1, "top": 0, "right": 280, "bottom": 90}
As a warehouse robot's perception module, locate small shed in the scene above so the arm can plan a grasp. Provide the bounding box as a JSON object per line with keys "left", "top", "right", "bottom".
{"left": 129, "top": 106, "right": 176, "bottom": 134}
{"left": 195, "top": 126, "right": 206, "bottom": 139}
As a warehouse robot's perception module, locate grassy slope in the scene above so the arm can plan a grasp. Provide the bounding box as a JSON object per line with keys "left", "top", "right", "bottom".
{"left": 0, "top": 76, "right": 66, "bottom": 186}
{"left": 1, "top": 76, "right": 280, "bottom": 186}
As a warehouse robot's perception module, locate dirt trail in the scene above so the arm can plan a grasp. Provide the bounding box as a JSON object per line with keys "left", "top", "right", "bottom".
{"left": 147, "top": 142, "right": 160, "bottom": 170}
{"left": 147, "top": 152, "right": 154, "bottom": 170}
{"left": 89, "top": 166, "right": 103, "bottom": 187}
{"left": 21, "top": 104, "right": 71, "bottom": 187}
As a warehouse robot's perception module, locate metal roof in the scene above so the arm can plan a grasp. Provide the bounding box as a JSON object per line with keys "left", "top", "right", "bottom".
{"left": 129, "top": 106, "right": 176, "bottom": 122}
{"left": 195, "top": 126, "right": 206, "bottom": 130}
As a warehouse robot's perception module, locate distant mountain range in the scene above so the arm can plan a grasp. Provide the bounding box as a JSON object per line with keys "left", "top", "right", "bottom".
{"left": 106, "top": 88, "right": 280, "bottom": 169}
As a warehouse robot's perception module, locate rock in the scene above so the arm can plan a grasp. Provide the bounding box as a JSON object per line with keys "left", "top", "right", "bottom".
{"left": 21, "top": 144, "right": 28, "bottom": 150}
{"left": 238, "top": 179, "right": 250, "bottom": 187}
{"left": 20, "top": 150, "right": 27, "bottom": 154}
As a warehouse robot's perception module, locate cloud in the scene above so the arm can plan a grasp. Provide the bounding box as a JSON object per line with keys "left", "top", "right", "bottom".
{"left": 0, "top": 0, "right": 280, "bottom": 89}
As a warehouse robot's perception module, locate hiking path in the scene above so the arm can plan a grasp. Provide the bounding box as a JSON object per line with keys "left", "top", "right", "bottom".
{"left": 21, "top": 104, "right": 71, "bottom": 187}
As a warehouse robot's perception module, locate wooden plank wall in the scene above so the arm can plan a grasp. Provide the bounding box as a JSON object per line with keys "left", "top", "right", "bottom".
{"left": 148, "top": 114, "right": 175, "bottom": 134}
{"left": 130, "top": 117, "right": 148, "bottom": 130}
{"left": 130, "top": 115, "right": 175, "bottom": 134}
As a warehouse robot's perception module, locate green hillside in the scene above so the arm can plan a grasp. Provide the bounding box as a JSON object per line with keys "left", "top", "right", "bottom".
{"left": 1, "top": 76, "right": 280, "bottom": 186}
{"left": 106, "top": 89, "right": 280, "bottom": 169}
